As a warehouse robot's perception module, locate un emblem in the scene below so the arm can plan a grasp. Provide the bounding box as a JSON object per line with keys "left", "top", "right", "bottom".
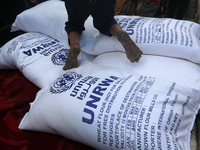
{"left": 51, "top": 48, "right": 69, "bottom": 65}
{"left": 50, "top": 72, "right": 82, "bottom": 94}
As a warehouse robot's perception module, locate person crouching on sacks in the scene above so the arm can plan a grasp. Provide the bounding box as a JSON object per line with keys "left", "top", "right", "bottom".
{"left": 63, "top": 0, "right": 143, "bottom": 70}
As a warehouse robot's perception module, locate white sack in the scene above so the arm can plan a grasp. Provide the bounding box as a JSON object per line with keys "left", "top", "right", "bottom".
{"left": 88, "top": 16, "right": 200, "bottom": 64}
{"left": 19, "top": 62, "right": 200, "bottom": 150}
{"left": 0, "top": 32, "right": 94, "bottom": 88}
{"left": 11, "top": 0, "right": 98, "bottom": 49}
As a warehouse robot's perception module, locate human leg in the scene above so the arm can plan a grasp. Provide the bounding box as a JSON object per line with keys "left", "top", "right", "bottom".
{"left": 110, "top": 24, "right": 142, "bottom": 62}
{"left": 92, "top": 0, "right": 142, "bottom": 62}
{"left": 65, "top": 0, "right": 90, "bottom": 35}
{"left": 63, "top": 32, "right": 81, "bottom": 70}
{"left": 91, "top": 0, "right": 117, "bottom": 36}
{"left": 64, "top": 0, "right": 90, "bottom": 70}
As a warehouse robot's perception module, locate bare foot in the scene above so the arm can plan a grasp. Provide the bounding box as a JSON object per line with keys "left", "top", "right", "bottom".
{"left": 117, "top": 31, "right": 142, "bottom": 62}
{"left": 63, "top": 43, "right": 80, "bottom": 70}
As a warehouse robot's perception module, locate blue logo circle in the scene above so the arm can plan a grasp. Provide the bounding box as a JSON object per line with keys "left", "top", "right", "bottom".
{"left": 50, "top": 72, "right": 82, "bottom": 94}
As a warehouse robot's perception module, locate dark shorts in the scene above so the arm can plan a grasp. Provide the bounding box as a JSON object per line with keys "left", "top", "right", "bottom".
{"left": 65, "top": 0, "right": 117, "bottom": 36}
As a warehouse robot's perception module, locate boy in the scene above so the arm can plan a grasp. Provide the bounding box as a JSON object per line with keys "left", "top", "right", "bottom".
{"left": 63, "top": 0, "right": 142, "bottom": 70}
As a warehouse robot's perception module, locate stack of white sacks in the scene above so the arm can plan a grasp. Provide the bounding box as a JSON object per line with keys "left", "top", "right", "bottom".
{"left": 1, "top": 0, "right": 200, "bottom": 149}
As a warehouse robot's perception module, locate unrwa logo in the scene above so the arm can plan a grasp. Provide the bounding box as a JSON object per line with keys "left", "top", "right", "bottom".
{"left": 50, "top": 72, "right": 82, "bottom": 94}
{"left": 51, "top": 48, "right": 69, "bottom": 65}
